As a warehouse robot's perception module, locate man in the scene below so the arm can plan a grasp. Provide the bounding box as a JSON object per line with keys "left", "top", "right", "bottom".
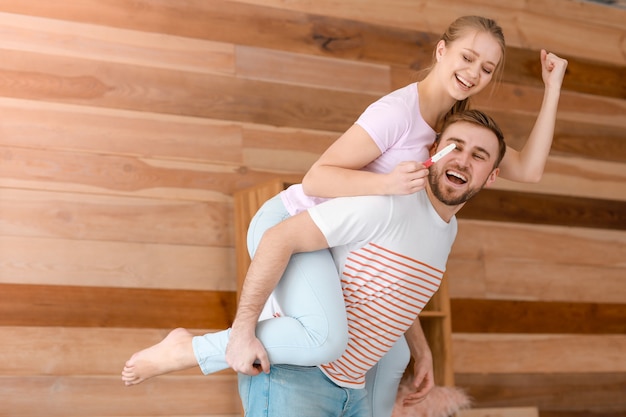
{"left": 228, "top": 109, "right": 506, "bottom": 416}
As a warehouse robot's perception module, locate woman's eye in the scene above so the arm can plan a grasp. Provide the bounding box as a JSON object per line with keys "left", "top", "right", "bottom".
{"left": 482, "top": 67, "right": 493, "bottom": 75}
{"left": 463, "top": 55, "right": 471, "bottom": 62}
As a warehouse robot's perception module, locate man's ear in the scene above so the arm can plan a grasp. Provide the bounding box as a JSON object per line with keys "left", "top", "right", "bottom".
{"left": 484, "top": 168, "right": 500, "bottom": 188}
{"left": 429, "top": 141, "right": 438, "bottom": 157}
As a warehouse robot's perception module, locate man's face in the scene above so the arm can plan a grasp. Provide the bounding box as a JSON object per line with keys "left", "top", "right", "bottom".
{"left": 428, "top": 121, "right": 500, "bottom": 206}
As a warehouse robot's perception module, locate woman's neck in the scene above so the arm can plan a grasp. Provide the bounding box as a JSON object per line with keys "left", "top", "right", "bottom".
{"left": 417, "top": 75, "right": 457, "bottom": 131}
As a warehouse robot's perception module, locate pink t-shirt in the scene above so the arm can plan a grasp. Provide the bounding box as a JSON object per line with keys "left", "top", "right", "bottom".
{"left": 280, "top": 83, "right": 436, "bottom": 215}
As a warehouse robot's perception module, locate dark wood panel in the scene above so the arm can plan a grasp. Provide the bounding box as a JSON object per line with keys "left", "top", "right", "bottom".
{"left": 17, "top": 286, "right": 625, "bottom": 335}
{"left": 450, "top": 299, "right": 626, "bottom": 334}
{"left": 485, "top": 111, "right": 626, "bottom": 163}
{"left": 503, "top": 46, "right": 625, "bottom": 99}
{"left": 0, "top": 283, "right": 236, "bottom": 329}
{"left": 455, "top": 372, "right": 626, "bottom": 415}
{"left": 0, "top": 0, "right": 621, "bottom": 99}
{"left": 459, "top": 189, "right": 626, "bottom": 230}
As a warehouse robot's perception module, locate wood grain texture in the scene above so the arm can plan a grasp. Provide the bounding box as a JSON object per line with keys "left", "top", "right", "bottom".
{"left": 452, "top": 333, "right": 626, "bottom": 373}
{"left": 0, "top": 1, "right": 621, "bottom": 416}
{"left": 0, "top": 0, "right": 622, "bottom": 98}
{"left": 0, "top": 375, "right": 239, "bottom": 416}
{"left": 450, "top": 299, "right": 626, "bottom": 334}
{"left": 0, "top": 284, "right": 236, "bottom": 329}
{"left": 0, "top": 236, "right": 236, "bottom": 291}
{"left": 0, "top": 98, "right": 244, "bottom": 164}
{"left": 459, "top": 189, "right": 626, "bottom": 230}
{"left": 459, "top": 408, "right": 538, "bottom": 417}
{"left": 0, "top": 188, "right": 233, "bottom": 244}
{"left": 455, "top": 372, "right": 626, "bottom": 414}
{"left": 0, "top": 48, "right": 375, "bottom": 132}
{"left": 0, "top": 326, "right": 232, "bottom": 376}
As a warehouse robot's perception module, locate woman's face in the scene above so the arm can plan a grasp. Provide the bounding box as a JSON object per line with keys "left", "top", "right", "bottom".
{"left": 435, "top": 30, "right": 503, "bottom": 101}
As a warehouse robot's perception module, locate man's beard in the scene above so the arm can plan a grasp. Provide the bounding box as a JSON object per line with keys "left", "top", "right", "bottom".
{"left": 428, "top": 167, "right": 484, "bottom": 206}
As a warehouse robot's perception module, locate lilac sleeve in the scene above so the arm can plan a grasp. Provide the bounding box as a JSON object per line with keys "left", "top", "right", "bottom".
{"left": 354, "top": 91, "right": 413, "bottom": 154}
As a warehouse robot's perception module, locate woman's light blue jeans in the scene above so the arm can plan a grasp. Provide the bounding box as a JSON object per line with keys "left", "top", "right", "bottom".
{"left": 192, "top": 195, "right": 348, "bottom": 373}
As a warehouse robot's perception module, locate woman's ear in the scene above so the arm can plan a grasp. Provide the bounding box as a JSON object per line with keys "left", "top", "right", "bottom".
{"left": 435, "top": 40, "right": 446, "bottom": 62}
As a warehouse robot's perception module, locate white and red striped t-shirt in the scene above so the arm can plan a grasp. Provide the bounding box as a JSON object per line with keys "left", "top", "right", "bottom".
{"left": 307, "top": 190, "right": 456, "bottom": 389}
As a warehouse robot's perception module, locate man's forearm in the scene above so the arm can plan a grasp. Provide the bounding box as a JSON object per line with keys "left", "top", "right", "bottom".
{"left": 405, "top": 318, "right": 432, "bottom": 359}
{"left": 232, "top": 226, "right": 294, "bottom": 333}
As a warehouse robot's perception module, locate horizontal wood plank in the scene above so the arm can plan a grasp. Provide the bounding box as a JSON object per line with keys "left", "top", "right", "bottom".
{"left": 450, "top": 299, "right": 626, "bottom": 334}
{"left": 0, "top": 284, "right": 236, "bottom": 329}
{"left": 0, "top": 11, "right": 235, "bottom": 75}
{"left": 236, "top": 45, "right": 391, "bottom": 94}
{"left": 449, "top": 221, "right": 626, "bottom": 304}
{"left": 0, "top": 326, "right": 234, "bottom": 376}
{"left": 0, "top": 375, "right": 239, "bottom": 416}
{"left": 459, "top": 189, "right": 626, "bottom": 230}
{"left": 0, "top": 236, "right": 235, "bottom": 291}
{"left": 452, "top": 333, "right": 626, "bottom": 373}
{"left": 0, "top": 98, "right": 244, "bottom": 164}
{"left": 0, "top": 0, "right": 622, "bottom": 100}
{"left": 0, "top": 147, "right": 245, "bottom": 201}
{"left": 0, "top": 188, "right": 232, "bottom": 244}
{"left": 0, "top": 48, "right": 374, "bottom": 132}
{"left": 227, "top": 0, "right": 626, "bottom": 66}
{"left": 7, "top": 280, "right": 624, "bottom": 335}
{"left": 459, "top": 408, "right": 538, "bottom": 417}
{"left": 456, "top": 372, "right": 626, "bottom": 414}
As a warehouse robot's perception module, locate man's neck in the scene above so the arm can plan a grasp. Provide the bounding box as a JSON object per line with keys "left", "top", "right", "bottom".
{"left": 425, "top": 185, "right": 465, "bottom": 223}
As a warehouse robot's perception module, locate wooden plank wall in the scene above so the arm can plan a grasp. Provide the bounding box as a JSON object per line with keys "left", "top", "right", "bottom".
{"left": 0, "top": 1, "right": 623, "bottom": 416}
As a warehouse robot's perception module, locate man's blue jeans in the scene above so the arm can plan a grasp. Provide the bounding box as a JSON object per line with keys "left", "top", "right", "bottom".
{"left": 238, "top": 365, "right": 371, "bottom": 417}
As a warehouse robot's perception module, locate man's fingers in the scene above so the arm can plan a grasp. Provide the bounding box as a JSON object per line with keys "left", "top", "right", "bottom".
{"left": 258, "top": 354, "right": 271, "bottom": 374}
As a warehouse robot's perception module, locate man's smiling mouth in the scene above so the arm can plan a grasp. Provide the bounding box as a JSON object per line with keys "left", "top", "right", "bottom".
{"left": 446, "top": 169, "right": 467, "bottom": 185}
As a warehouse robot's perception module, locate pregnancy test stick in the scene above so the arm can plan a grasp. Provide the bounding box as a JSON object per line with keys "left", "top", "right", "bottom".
{"left": 423, "top": 143, "right": 456, "bottom": 168}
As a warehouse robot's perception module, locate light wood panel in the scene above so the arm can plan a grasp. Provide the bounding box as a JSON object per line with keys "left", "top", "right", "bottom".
{"left": 0, "top": 236, "right": 235, "bottom": 290}
{"left": 459, "top": 408, "right": 539, "bottom": 417}
{"left": 0, "top": 98, "right": 244, "bottom": 164}
{"left": 0, "top": 375, "right": 239, "bottom": 416}
{"left": 448, "top": 221, "right": 626, "bottom": 303}
{"left": 452, "top": 334, "right": 626, "bottom": 374}
{"left": 0, "top": 188, "right": 232, "bottom": 245}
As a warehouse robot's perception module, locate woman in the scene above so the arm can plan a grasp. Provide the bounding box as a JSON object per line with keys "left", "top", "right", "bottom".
{"left": 122, "top": 15, "right": 567, "bottom": 417}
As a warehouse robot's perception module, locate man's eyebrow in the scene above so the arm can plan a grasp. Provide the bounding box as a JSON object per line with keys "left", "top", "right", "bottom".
{"left": 445, "top": 137, "right": 492, "bottom": 159}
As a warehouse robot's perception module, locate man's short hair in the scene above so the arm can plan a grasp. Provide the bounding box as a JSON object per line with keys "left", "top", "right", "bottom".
{"left": 438, "top": 109, "right": 507, "bottom": 168}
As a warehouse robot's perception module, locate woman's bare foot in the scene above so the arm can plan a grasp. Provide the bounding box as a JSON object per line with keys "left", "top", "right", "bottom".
{"left": 121, "top": 327, "right": 197, "bottom": 386}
